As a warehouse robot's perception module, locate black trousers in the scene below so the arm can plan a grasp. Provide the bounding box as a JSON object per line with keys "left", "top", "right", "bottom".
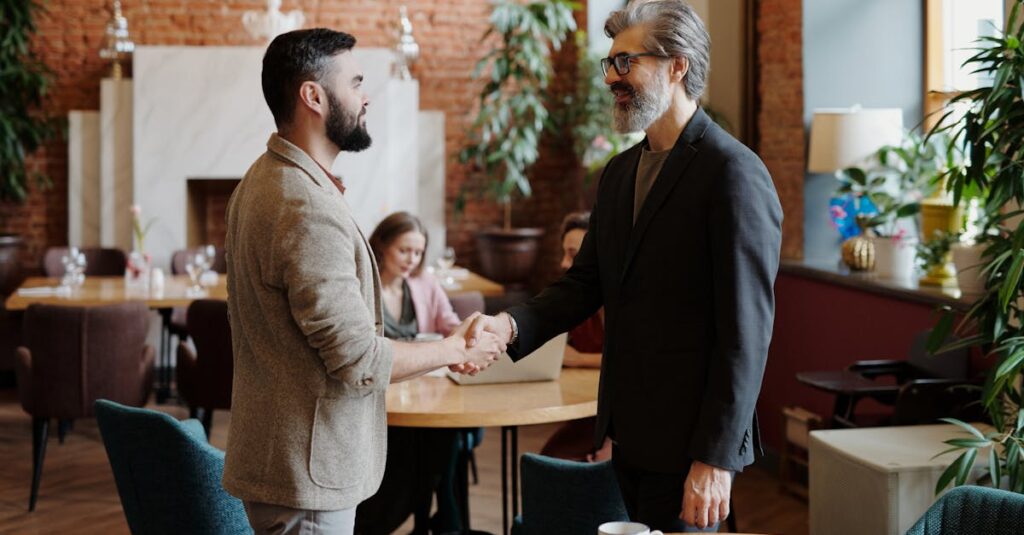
{"left": 611, "top": 445, "right": 720, "bottom": 533}
{"left": 355, "top": 427, "right": 460, "bottom": 535}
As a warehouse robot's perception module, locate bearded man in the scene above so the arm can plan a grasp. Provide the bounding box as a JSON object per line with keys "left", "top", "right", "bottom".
{"left": 222, "top": 28, "right": 502, "bottom": 535}
{"left": 465, "top": 1, "right": 783, "bottom": 531}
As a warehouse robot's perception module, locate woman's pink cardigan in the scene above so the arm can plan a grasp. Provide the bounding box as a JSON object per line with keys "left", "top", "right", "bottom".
{"left": 405, "top": 272, "right": 462, "bottom": 336}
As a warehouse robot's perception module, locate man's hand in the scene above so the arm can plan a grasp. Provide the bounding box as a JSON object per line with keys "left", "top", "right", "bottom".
{"left": 680, "top": 460, "right": 732, "bottom": 529}
{"left": 464, "top": 312, "right": 515, "bottom": 348}
{"left": 446, "top": 313, "right": 504, "bottom": 374}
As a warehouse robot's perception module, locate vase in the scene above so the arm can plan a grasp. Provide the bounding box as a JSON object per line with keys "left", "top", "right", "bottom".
{"left": 474, "top": 227, "right": 544, "bottom": 289}
{"left": 951, "top": 242, "right": 987, "bottom": 296}
{"left": 125, "top": 250, "right": 152, "bottom": 293}
{"left": 870, "top": 235, "right": 918, "bottom": 281}
{"left": 841, "top": 236, "right": 875, "bottom": 271}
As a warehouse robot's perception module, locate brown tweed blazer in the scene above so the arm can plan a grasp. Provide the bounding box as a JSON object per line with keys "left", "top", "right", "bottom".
{"left": 222, "top": 133, "right": 394, "bottom": 511}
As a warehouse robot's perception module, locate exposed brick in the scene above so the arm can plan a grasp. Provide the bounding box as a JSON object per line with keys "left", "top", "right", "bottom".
{"left": 7, "top": 0, "right": 804, "bottom": 283}
{"left": 757, "top": 0, "right": 804, "bottom": 259}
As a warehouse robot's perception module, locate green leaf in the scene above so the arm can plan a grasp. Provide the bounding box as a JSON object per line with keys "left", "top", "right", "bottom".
{"left": 928, "top": 313, "right": 956, "bottom": 353}
{"left": 936, "top": 452, "right": 965, "bottom": 494}
{"left": 995, "top": 349, "right": 1024, "bottom": 381}
{"left": 999, "top": 250, "right": 1024, "bottom": 312}
{"left": 939, "top": 418, "right": 986, "bottom": 440}
{"left": 989, "top": 446, "right": 1001, "bottom": 487}
{"left": 956, "top": 448, "right": 978, "bottom": 486}
{"left": 945, "top": 437, "right": 992, "bottom": 448}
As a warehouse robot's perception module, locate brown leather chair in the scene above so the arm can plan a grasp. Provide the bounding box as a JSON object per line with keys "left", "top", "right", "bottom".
{"left": 41, "top": 247, "right": 127, "bottom": 277}
{"left": 176, "top": 299, "right": 232, "bottom": 438}
{"left": 167, "top": 247, "right": 228, "bottom": 341}
{"left": 0, "top": 303, "right": 22, "bottom": 383}
{"left": 14, "top": 302, "right": 154, "bottom": 511}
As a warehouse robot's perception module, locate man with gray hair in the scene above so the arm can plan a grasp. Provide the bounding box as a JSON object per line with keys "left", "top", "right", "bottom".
{"left": 467, "top": 0, "right": 782, "bottom": 531}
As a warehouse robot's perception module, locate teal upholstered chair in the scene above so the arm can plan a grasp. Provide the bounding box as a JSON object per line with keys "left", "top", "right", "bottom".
{"left": 512, "top": 453, "right": 629, "bottom": 535}
{"left": 94, "top": 399, "right": 252, "bottom": 534}
{"left": 905, "top": 485, "right": 1024, "bottom": 535}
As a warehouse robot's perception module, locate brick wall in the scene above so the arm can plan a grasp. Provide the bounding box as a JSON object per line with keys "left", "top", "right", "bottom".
{"left": 5, "top": 0, "right": 805, "bottom": 283}
{"left": 1, "top": 0, "right": 511, "bottom": 276}
{"left": 757, "top": 0, "right": 804, "bottom": 259}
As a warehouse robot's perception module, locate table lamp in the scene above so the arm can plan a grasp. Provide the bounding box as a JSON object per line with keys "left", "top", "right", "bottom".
{"left": 807, "top": 106, "right": 904, "bottom": 173}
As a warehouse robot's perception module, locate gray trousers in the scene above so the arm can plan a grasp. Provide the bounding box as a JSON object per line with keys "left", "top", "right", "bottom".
{"left": 244, "top": 501, "right": 356, "bottom": 535}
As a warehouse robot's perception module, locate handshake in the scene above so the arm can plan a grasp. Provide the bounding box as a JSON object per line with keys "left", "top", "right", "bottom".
{"left": 443, "top": 312, "right": 516, "bottom": 375}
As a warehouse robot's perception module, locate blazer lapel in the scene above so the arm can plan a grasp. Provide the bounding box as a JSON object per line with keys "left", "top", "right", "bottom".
{"left": 620, "top": 108, "right": 712, "bottom": 283}
{"left": 613, "top": 146, "right": 642, "bottom": 268}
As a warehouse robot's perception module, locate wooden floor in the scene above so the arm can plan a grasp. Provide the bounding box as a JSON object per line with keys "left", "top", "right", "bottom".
{"left": 0, "top": 389, "right": 808, "bottom": 534}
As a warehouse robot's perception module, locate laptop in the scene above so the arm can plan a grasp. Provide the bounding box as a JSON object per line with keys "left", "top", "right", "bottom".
{"left": 447, "top": 333, "right": 568, "bottom": 385}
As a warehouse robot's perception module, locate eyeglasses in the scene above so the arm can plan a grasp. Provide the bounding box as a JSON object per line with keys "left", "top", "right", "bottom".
{"left": 600, "top": 52, "right": 670, "bottom": 76}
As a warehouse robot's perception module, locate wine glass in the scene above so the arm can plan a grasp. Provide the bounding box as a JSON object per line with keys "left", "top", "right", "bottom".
{"left": 438, "top": 247, "right": 456, "bottom": 271}
{"left": 73, "top": 252, "right": 87, "bottom": 287}
{"left": 185, "top": 253, "right": 206, "bottom": 296}
{"left": 437, "top": 247, "right": 457, "bottom": 288}
{"left": 203, "top": 244, "right": 216, "bottom": 269}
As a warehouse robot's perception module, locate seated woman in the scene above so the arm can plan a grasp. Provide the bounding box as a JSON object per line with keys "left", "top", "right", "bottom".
{"left": 355, "top": 211, "right": 465, "bottom": 535}
{"left": 539, "top": 211, "right": 612, "bottom": 462}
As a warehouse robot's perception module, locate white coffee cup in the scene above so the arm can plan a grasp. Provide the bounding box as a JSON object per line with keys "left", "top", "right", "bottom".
{"left": 598, "top": 521, "right": 663, "bottom": 535}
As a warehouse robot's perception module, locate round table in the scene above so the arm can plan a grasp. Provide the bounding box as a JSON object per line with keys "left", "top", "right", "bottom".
{"left": 387, "top": 368, "right": 600, "bottom": 534}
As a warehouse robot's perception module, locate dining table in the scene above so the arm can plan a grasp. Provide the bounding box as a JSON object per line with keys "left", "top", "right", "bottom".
{"left": 387, "top": 367, "right": 600, "bottom": 535}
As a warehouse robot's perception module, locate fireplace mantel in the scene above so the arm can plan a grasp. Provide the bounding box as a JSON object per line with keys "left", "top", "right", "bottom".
{"left": 68, "top": 46, "right": 446, "bottom": 271}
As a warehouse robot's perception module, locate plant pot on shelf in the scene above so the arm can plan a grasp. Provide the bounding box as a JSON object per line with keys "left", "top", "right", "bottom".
{"left": 951, "top": 242, "right": 987, "bottom": 296}
{"left": 870, "top": 235, "right": 918, "bottom": 281}
{"left": 474, "top": 227, "right": 544, "bottom": 287}
{"left": 0, "top": 234, "right": 23, "bottom": 297}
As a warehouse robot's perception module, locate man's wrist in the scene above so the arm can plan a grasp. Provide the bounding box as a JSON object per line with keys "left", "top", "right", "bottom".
{"left": 501, "top": 312, "right": 518, "bottom": 345}
{"left": 441, "top": 335, "right": 465, "bottom": 366}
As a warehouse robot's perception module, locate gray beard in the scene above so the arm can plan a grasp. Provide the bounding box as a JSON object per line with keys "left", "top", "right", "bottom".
{"left": 612, "top": 70, "right": 672, "bottom": 133}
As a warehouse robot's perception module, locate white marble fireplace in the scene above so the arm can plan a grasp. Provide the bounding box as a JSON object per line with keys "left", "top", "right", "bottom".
{"left": 69, "top": 46, "right": 446, "bottom": 271}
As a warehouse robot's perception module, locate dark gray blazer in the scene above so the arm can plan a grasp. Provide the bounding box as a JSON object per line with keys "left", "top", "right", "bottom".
{"left": 507, "top": 108, "right": 782, "bottom": 473}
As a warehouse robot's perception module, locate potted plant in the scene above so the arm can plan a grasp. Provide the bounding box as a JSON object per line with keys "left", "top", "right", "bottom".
{"left": 833, "top": 131, "right": 944, "bottom": 280}
{"left": 0, "top": 0, "right": 63, "bottom": 295}
{"left": 458, "top": 0, "right": 576, "bottom": 285}
{"left": 927, "top": 0, "right": 1024, "bottom": 494}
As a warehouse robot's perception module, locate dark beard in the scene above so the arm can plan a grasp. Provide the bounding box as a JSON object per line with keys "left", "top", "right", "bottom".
{"left": 325, "top": 89, "right": 372, "bottom": 152}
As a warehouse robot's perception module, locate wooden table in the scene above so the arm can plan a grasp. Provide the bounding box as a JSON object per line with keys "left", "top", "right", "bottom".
{"left": 5, "top": 275, "right": 228, "bottom": 310}
{"left": 440, "top": 267, "right": 504, "bottom": 298}
{"left": 795, "top": 370, "right": 899, "bottom": 426}
{"left": 387, "top": 368, "right": 599, "bottom": 535}
{"left": 6, "top": 275, "right": 228, "bottom": 402}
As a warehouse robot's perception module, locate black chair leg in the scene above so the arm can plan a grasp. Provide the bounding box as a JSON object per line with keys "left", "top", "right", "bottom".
{"left": 201, "top": 409, "right": 213, "bottom": 440}
{"left": 468, "top": 447, "right": 479, "bottom": 485}
{"left": 57, "top": 419, "right": 73, "bottom": 444}
{"left": 30, "top": 417, "right": 49, "bottom": 512}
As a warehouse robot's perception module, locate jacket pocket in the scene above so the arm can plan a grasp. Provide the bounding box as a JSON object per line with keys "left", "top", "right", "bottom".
{"left": 309, "top": 396, "right": 371, "bottom": 489}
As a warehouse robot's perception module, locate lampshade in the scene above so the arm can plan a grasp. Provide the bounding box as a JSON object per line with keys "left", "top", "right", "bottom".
{"left": 807, "top": 107, "right": 904, "bottom": 173}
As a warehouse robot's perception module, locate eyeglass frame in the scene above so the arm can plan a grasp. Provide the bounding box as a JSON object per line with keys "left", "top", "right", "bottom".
{"left": 600, "top": 52, "right": 670, "bottom": 77}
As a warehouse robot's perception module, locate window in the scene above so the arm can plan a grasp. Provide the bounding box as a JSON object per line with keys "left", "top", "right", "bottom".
{"left": 924, "top": 0, "right": 1004, "bottom": 128}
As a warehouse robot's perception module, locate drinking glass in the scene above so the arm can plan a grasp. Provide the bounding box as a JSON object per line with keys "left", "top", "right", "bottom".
{"left": 185, "top": 253, "right": 206, "bottom": 296}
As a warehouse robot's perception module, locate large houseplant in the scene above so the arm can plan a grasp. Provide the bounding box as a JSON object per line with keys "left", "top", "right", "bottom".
{"left": 458, "top": 0, "right": 576, "bottom": 285}
{"left": 927, "top": 0, "right": 1024, "bottom": 494}
{"left": 0, "top": 0, "right": 63, "bottom": 295}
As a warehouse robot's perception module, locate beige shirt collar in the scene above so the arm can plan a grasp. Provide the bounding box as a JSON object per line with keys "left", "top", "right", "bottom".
{"left": 266, "top": 133, "right": 344, "bottom": 192}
